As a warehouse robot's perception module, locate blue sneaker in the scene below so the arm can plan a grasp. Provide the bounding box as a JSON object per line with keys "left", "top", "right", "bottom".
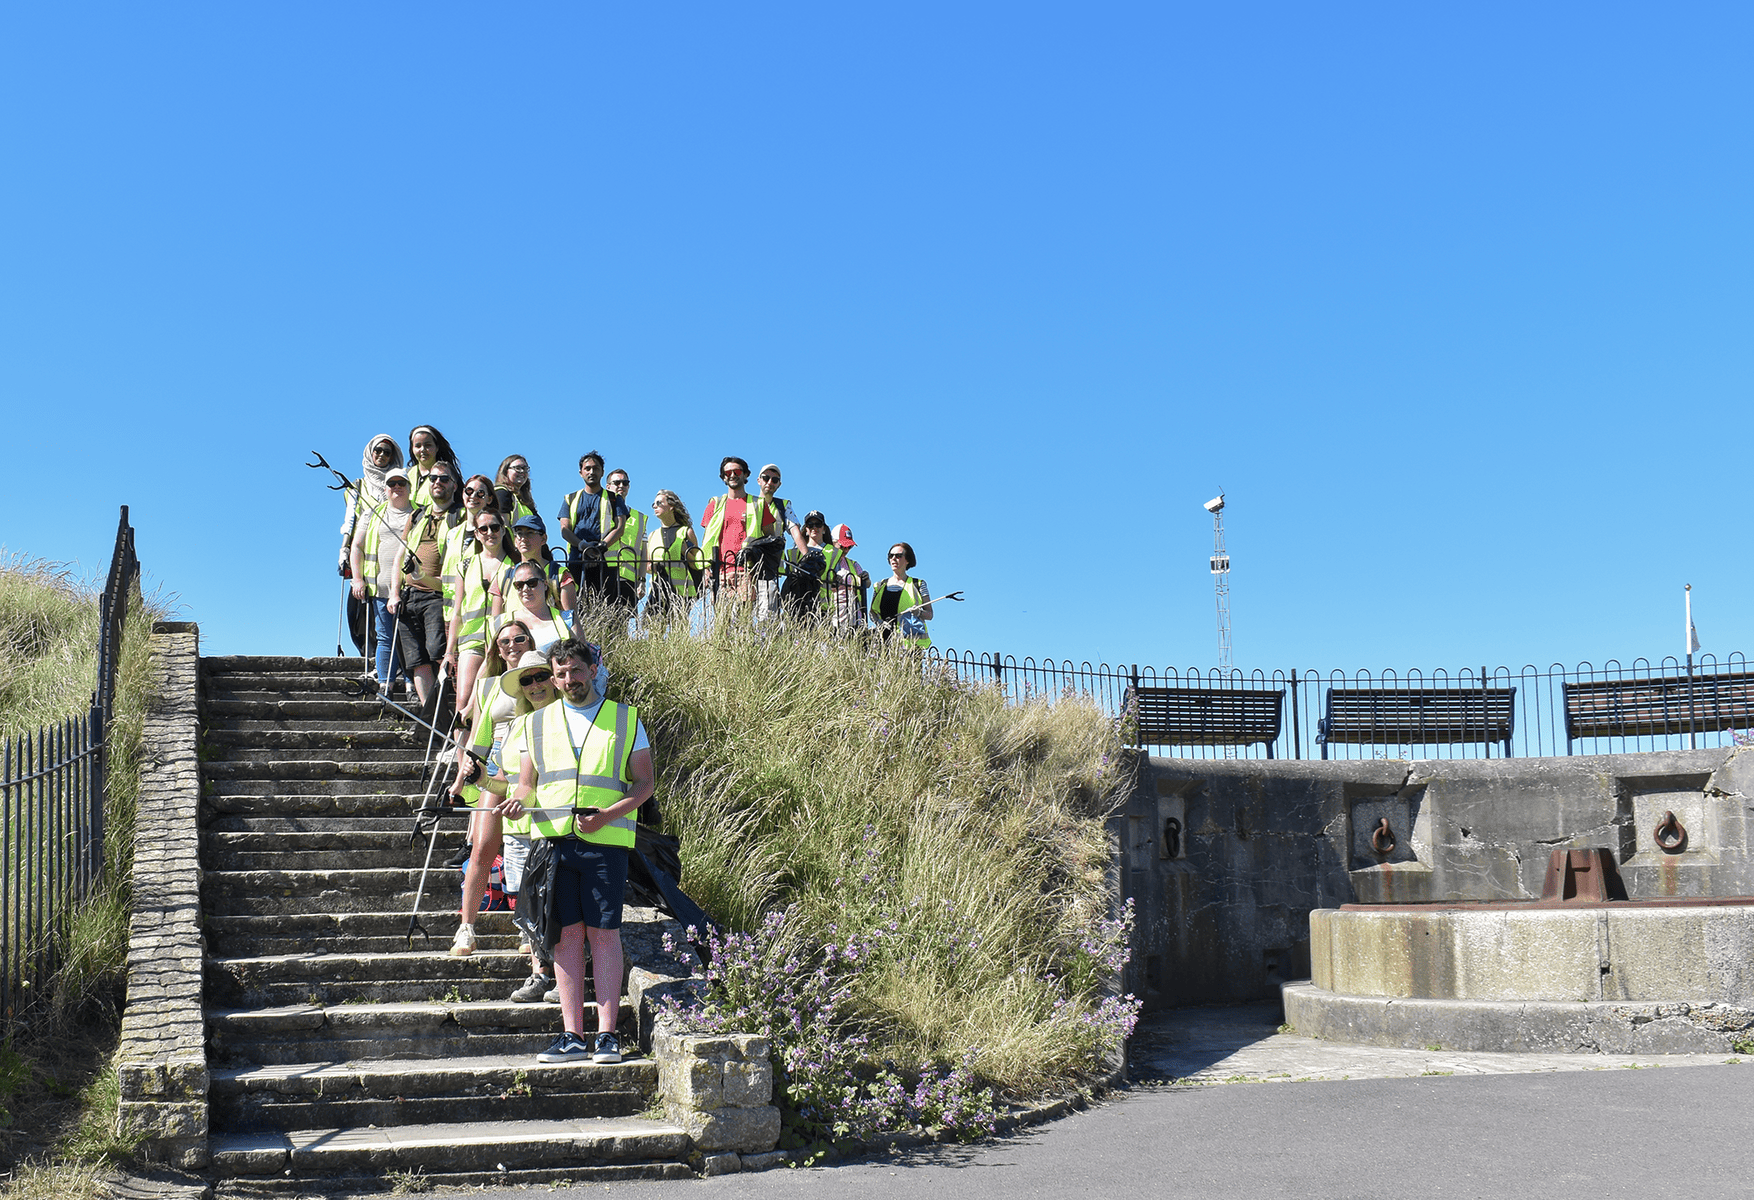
{"left": 537, "top": 1031, "right": 592, "bottom": 1063}
{"left": 591, "top": 1031, "right": 622, "bottom": 1064}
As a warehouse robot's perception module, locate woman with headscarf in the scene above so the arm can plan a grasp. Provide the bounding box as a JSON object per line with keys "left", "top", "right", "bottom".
{"left": 872, "top": 542, "right": 933, "bottom": 648}
{"left": 406, "top": 424, "right": 463, "bottom": 509}
{"left": 339, "top": 434, "right": 403, "bottom": 576}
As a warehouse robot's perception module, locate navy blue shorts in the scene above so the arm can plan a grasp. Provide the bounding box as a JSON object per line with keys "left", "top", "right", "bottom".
{"left": 551, "top": 839, "right": 629, "bottom": 930}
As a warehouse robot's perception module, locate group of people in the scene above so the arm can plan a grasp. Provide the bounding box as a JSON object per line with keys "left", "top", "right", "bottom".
{"left": 331, "top": 426, "right": 939, "bottom": 1067}
{"left": 340, "top": 429, "right": 937, "bottom": 718}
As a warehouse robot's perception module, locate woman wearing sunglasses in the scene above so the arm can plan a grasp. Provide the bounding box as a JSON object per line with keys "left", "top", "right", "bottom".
{"left": 872, "top": 542, "right": 933, "bottom": 648}
{"left": 493, "top": 560, "right": 570, "bottom": 657}
{"left": 448, "top": 643, "right": 556, "bottom": 959}
{"left": 492, "top": 515, "right": 577, "bottom": 619}
{"left": 446, "top": 503, "right": 517, "bottom": 720}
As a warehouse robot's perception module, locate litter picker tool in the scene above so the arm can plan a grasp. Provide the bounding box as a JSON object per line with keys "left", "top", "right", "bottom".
{"left": 895, "top": 589, "right": 964, "bottom": 619}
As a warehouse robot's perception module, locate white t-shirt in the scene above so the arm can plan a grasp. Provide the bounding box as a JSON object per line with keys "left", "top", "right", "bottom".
{"left": 559, "top": 697, "right": 650, "bottom": 755}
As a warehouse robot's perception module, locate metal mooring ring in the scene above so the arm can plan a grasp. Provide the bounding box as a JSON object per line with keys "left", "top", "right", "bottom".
{"left": 1163, "top": 816, "right": 1182, "bottom": 860}
{"left": 1653, "top": 810, "right": 1688, "bottom": 853}
{"left": 1371, "top": 817, "right": 1396, "bottom": 855}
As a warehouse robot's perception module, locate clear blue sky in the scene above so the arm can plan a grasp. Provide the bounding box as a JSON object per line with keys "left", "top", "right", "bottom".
{"left": 2, "top": 3, "right": 1747, "bottom": 674}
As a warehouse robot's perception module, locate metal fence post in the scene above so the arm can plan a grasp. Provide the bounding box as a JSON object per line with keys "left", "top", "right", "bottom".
{"left": 1289, "top": 669, "right": 1301, "bottom": 759}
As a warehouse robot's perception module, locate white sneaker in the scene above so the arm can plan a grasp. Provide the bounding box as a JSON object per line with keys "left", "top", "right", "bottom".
{"left": 450, "top": 923, "right": 475, "bottom": 956}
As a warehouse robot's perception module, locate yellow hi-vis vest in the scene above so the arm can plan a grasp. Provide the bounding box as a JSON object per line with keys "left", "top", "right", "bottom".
{"left": 523, "top": 699, "right": 641, "bottom": 847}
{"left": 564, "top": 488, "right": 618, "bottom": 552}
{"left": 611, "top": 510, "right": 648, "bottom": 582}
{"left": 453, "top": 548, "right": 499, "bottom": 654}
{"left": 360, "top": 503, "right": 410, "bottom": 599}
{"left": 647, "top": 523, "right": 701, "bottom": 599}
{"left": 876, "top": 576, "right": 931, "bottom": 648}
{"left": 700, "top": 493, "right": 787, "bottom": 563}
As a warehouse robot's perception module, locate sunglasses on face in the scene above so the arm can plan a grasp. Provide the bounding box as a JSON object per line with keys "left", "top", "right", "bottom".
{"left": 519, "top": 671, "right": 552, "bottom": 687}
{"left": 387, "top": 480, "right": 410, "bottom": 488}
{"left": 513, "top": 578, "right": 544, "bottom": 589}
{"left": 371, "top": 445, "right": 394, "bottom": 456}
{"left": 760, "top": 474, "right": 779, "bottom": 482}
{"left": 477, "top": 522, "right": 503, "bottom": 533}
{"left": 463, "top": 486, "right": 489, "bottom": 497}
{"left": 498, "top": 633, "right": 531, "bottom": 646}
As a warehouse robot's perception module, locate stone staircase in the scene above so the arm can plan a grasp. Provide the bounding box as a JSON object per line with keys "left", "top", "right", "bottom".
{"left": 198, "top": 655, "right": 696, "bottom": 1191}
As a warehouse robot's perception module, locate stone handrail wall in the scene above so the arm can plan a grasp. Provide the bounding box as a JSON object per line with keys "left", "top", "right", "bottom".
{"left": 114, "top": 623, "right": 208, "bottom": 1169}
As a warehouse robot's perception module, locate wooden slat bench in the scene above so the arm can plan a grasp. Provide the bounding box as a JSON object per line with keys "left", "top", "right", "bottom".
{"left": 1562, "top": 671, "right": 1754, "bottom": 753}
{"left": 1318, "top": 686, "right": 1516, "bottom": 758}
{"left": 1124, "top": 685, "right": 1284, "bottom": 757}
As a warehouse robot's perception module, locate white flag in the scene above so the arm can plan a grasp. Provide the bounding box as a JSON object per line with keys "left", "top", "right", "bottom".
{"left": 1686, "top": 585, "right": 1702, "bottom": 655}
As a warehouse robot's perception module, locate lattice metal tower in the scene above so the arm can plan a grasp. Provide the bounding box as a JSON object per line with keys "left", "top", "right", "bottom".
{"left": 1204, "top": 493, "right": 1231, "bottom": 668}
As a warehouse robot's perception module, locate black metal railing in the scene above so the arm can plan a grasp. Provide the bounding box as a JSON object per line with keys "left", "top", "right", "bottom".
{"left": 926, "top": 649, "right": 1754, "bottom": 761}
{"left": 1, "top": 506, "right": 139, "bottom": 1025}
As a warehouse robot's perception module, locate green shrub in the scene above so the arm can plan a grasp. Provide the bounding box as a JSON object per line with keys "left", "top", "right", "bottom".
{"left": 573, "top": 603, "right": 1137, "bottom": 1102}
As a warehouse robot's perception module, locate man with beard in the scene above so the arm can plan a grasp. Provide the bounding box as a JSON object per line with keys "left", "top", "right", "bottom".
{"left": 501, "top": 639, "right": 653, "bottom": 1064}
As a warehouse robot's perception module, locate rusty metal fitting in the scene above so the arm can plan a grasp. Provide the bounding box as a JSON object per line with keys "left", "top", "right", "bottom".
{"left": 1371, "top": 817, "right": 1396, "bottom": 855}
{"left": 1653, "top": 810, "right": 1688, "bottom": 853}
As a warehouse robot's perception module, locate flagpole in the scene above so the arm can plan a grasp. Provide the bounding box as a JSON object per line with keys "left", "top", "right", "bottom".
{"left": 1685, "top": 583, "right": 1697, "bottom": 750}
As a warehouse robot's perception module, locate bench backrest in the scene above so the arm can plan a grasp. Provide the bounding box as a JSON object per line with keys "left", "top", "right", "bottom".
{"left": 1320, "top": 686, "right": 1516, "bottom": 746}
{"left": 1562, "top": 672, "right": 1754, "bottom": 740}
{"left": 1125, "top": 685, "right": 1284, "bottom": 749}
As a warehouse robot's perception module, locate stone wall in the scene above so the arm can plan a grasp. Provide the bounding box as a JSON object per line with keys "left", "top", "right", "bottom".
{"left": 1118, "top": 745, "right": 1754, "bottom": 1009}
{"left": 653, "top": 1027, "right": 782, "bottom": 1172}
{"left": 115, "top": 623, "right": 209, "bottom": 1168}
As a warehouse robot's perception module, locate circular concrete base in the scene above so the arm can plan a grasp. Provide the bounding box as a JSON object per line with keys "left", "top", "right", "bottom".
{"left": 1282, "top": 982, "right": 1754, "bottom": 1054}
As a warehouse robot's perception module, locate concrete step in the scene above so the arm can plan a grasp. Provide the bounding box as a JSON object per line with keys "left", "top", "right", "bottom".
{"left": 204, "top": 671, "right": 370, "bottom": 695}
{"left": 203, "top": 793, "right": 432, "bottom": 818}
{"left": 211, "top": 1051, "right": 653, "bottom": 1130}
{"left": 207, "top": 949, "right": 537, "bottom": 1007}
{"left": 207, "top": 999, "right": 605, "bottom": 1065}
{"left": 205, "top": 699, "right": 397, "bottom": 722}
{"left": 205, "top": 655, "right": 364, "bottom": 674}
{"left": 204, "top": 814, "right": 438, "bottom": 834}
{"left": 205, "top": 728, "right": 430, "bottom": 753}
{"left": 205, "top": 911, "right": 519, "bottom": 957}
{"left": 203, "top": 759, "right": 433, "bottom": 783}
{"left": 209, "top": 1116, "right": 691, "bottom": 1181}
{"left": 203, "top": 869, "right": 442, "bottom": 915}
{"left": 204, "top": 834, "right": 465, "bottom": 873}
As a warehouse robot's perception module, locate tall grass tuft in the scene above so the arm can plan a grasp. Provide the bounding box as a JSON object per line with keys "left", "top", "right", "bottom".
{"left": 571, "top": 603, "right": 1135, "bottom": 1102}
{"left": 0, "top": 554, "right": 157, "bottom": 1178}
{"left": 0, "top": 556, "right": 101, "bottom": 740}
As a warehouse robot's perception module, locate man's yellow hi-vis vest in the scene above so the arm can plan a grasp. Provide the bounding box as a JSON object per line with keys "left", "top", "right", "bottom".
{"left": 522, "top": 698, "right": 640, "bottom": 847}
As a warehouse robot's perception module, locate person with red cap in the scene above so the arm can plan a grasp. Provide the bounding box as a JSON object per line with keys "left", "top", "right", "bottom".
{"left": 820, "top": 520, "right": 869, "bottom": 634}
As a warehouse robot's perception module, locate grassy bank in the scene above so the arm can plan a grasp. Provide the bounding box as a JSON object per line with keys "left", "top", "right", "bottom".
{"left": 0, "top": 557, "right": 155, "bottom": 1188}
{"left": 572, "top": 603, "right": 1134, "bottom": 1113}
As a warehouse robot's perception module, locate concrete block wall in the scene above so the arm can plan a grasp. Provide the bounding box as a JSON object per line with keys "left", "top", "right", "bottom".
{"left": 1117, "top": 745, "right": 1754, "bottom": 1010}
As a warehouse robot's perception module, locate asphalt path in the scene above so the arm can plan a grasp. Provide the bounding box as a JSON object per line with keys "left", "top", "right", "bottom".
{"left": 448, "top": 1003, "right": 1754, "bottom": 1200}
{"left": 513, "top": 1066, "right": 1750, "bottom": 1200}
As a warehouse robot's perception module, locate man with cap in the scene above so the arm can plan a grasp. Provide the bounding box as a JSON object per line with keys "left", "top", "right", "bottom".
{"left": 349, "top": 462, "right": 416, "bottom": 685}
{"left": 742, "top": 464, "right": 803, "bottom": 622}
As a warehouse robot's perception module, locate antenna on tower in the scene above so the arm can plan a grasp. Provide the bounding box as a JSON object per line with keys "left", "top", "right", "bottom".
{"left": 1203, "top": 492, "right": 1230, "bottom": 669}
